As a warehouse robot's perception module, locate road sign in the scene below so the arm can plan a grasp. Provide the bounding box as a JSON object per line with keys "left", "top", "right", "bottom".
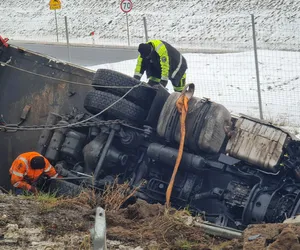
{"left": 49, "top": 0, "right": 61, "bottom": 10}
{"left": 120, "top": 0, "right": 133, "bottom": 13}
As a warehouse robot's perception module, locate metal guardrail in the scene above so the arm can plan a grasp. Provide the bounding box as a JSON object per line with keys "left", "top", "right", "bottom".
{"left": 90, "top": 207, "right": 107, "bottom": 250}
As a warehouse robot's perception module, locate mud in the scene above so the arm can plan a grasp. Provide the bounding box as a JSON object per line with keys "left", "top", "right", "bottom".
{"left": 0, "top": 194, "right": 93, "bottom": 250}
{"left": 244, "top": 223, "right": 300, "bottom": 250}
{"left": 106, "top": 200, "right": 224, "bottom": 249}
{"left": 1, "top": 193, "right": 300, "bottom": 250}
{"left": 0, "top": 193, "right": 242, "bottom": 249}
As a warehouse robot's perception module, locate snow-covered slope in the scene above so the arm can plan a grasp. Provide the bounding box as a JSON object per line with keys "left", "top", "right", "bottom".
{"left": 88, "top": 50, "right": 300, "bottom": 127}
{"left": 1, "top": 0, "right": 300, "bottom": 127}
{"left": 1, "top": 0, "right": 300, "bottom": 50}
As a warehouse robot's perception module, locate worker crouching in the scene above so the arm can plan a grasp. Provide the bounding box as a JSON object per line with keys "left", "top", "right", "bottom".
{"left": 9, "top": 152, "right": 59, "bottom": 195}
{"left": 134, "top": 39, "right": 188, "bottom": 92}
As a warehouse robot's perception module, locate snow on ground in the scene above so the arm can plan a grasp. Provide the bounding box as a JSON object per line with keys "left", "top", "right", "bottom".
{"left": 1, "top": 0, "right": 300, "bottom": 129}
{"left": 1, "top": 0, "right": 300, "bottom": 50}
{"left": 87, "top": 50, "right": 300, "bottom": 132}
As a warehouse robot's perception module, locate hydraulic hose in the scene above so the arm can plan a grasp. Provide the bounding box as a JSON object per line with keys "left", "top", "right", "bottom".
{"left": 166, "top": 84, "right": 194, "bottom": 207}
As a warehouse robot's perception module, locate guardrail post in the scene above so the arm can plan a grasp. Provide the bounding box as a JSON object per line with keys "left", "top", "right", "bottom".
{"left": 90, "top": 206, "right": 107, "bottom": 250}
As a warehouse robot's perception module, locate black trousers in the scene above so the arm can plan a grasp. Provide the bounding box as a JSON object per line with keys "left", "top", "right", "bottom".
{"left": 146, "top": 60, "right": 187, "bottom": 91}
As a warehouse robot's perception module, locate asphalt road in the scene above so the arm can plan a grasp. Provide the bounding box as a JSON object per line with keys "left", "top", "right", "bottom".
{"left": 9, "top": 41, "right": 139, "bottom": 66}
{"left": 9, "top": 41, "right": 233, "bottom": 67}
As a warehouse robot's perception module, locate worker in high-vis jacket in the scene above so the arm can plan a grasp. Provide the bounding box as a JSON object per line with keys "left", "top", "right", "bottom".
{"left": 134, "top": 40, "right": 187, "bottom": 92}
{"left": 9, "top": 152, "right": 58, "bottom": 195}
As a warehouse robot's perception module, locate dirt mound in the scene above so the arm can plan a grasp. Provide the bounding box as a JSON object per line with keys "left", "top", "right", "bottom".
{"left": 0, "top": 194, "right": 243, "bottom": 249}
{"left": 3, "top": 192, "right": 300, "bottom": 250}
{"left": 0, "top": 194, "right": 94, "bottom": 249}
{"left": 244, "top": 223, "right": 300, "bottom": 250}
{"left": 106, "top": 200, "right": 242, "bottom": 249}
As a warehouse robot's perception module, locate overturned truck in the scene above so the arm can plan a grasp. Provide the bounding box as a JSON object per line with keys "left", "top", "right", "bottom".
{"left": 1, "top": 40, "right": 300, "bottom": 231}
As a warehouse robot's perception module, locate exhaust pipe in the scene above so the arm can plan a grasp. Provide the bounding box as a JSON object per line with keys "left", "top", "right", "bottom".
{"left": 147, "top": 143, "right": 206, "bottom": 173}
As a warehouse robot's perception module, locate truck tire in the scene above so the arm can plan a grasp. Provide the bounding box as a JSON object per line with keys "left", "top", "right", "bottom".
{"left": 84, "top": 90, "right": 146, "bottom": 124}
{"left": 145, "top": 85, "right": 170, "bottom": 127}
{"left": 92, "top": 69, "right": 156, "bottom": 110}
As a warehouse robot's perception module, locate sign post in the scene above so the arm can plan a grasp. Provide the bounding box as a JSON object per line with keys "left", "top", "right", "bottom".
{"left": 49, "top": 0, "right": 61, "bottom": 42}
{"left": 120, "top": 0, "right": 133, "bottom": 46}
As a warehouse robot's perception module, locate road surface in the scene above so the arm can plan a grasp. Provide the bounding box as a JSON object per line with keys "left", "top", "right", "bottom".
{"left": 9, "top": 41, "right": 139, "bottom": 66}
{"left": 9, "top": 41, "right": 234, "bottom": 67}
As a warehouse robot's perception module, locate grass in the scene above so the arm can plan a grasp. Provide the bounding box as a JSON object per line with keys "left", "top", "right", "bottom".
{"left": 164, "top": 206, "right": 193, "bottom": 220}
{"left": 19, "top": 188, "right": 58, "bottom": 200}
{"left": 34, "top": 177, "right": 145, "bottom": 212}
{"left": 3, "top": 181, "right": 147, "bottom": 250}
{"left": 19, "top": 190, "right": 60, "bottom": 213}
{"left": 183, "top": 205, "right": 192, "bottom": 216}
{"left": 14, "top": 175, "right": 143, "bottom": 213}
{"left": 174, "top": 239, "right": 199, "bottom": 249}
{"left": 15, "top": 181, "right": 139, "bottom": 249}
{"left": 100, "top": 178, "right": 144, "bottom": 211}
{"left": 7, "top": 183, "right": 241, "bottom": 250}
{"left": 131, "top": 206, "right": 206, "bottom": 249}
{"left": 79, "top": 234, "right": 91, "bottom": 250}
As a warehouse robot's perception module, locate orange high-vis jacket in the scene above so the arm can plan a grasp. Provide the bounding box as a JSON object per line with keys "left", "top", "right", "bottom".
{"left": 9, "top": 152, "right": 58, "bottom": 191}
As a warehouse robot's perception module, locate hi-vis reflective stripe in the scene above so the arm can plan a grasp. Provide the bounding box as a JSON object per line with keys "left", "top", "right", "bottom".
{"left": 149, "top": 76, "right": 161, "bottom": 82}
{"left": 134, "top": 55, "right": 143, "bottom": 75}
{"left": 155, "top": 43, "right": 163, "bottom": 53}
{"left": 44, "top": 164, "right": 53, "bottom": 173}
{"left": 12, "top": 171, "right": 24, "bottom": 177}
{"left": 174, "top": 85, "right": 184, "bottom": 91}
{"left": 18, "top": 157, "right": 29, "bottom": 173}
{"left": 53, "top": 173, "right": 58, "bottom": 178}
{"left": 171, "top": 54, "right": 183, "bottom": 79}
{"left": 155, "top": 43, "right": 169, "bottom": 81}
{"left": 13, "top": 182, "right": 21, "bottom": 187}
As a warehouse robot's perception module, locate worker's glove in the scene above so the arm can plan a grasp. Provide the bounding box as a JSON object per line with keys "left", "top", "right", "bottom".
{"left": 50, "top": 174, "right": 63, "bottom": 179}
{"left": 29, "top": 186, "right": 38, "bottom": 195}
{"left": 133, "top": 75, "right": 141, "bottom": 81}
{"left": 160, "top": 80, "right": 168, "bottom": 87}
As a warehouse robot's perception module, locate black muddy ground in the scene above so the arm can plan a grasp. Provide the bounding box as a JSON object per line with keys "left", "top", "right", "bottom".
{"left": 0, "top": 193, "right": 300, "bottom": 250}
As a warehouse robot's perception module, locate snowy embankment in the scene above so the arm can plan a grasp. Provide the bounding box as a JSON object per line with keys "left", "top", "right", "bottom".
{"left": 1, "top": 0, "right": 300, "bottom": 129}
{"left": 1, "top": 0, "right": 300, "bottom": 50}
{"left": 87, "top": 50, "right": 300, "bottom": 132}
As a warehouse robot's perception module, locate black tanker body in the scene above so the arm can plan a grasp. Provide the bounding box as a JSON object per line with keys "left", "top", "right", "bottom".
{"left": 0, "top": 41, "right": 94, "bottom": 190}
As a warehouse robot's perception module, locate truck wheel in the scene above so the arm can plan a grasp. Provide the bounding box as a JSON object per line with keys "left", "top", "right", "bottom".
{"left": 92, "top": 69, "right": 156, "bottom": 110}
{"left": 145, "top": 85, "right": 170, "bottom": 128}
{"left": 84, "top": 90, "right": 146, "bottom": 124}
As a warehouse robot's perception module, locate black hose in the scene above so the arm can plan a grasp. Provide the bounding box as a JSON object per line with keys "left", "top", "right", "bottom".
{"left": 94, "top": 128, "right": 116, "bottom": 180}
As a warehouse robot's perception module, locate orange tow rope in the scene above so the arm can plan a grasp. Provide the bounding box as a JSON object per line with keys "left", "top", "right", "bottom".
{"left": 166, "top": 84, "right": 194, "bottom": 208}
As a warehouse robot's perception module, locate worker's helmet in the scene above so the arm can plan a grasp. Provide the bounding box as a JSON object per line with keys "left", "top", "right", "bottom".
{"left": 31, "top": 156, "right": 46, "bottom": 169}
{"left": 138, "top": 43, "right": 152, "bottom": 59}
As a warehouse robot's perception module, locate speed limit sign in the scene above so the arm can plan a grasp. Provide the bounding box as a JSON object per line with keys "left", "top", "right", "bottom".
{"left": 120, "top": 0, "right": 133, "bottom": 13}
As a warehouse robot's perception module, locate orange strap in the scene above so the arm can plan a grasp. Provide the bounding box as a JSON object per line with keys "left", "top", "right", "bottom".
{"left": 165, "top": 84, "right": 194, "bottom": 208}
